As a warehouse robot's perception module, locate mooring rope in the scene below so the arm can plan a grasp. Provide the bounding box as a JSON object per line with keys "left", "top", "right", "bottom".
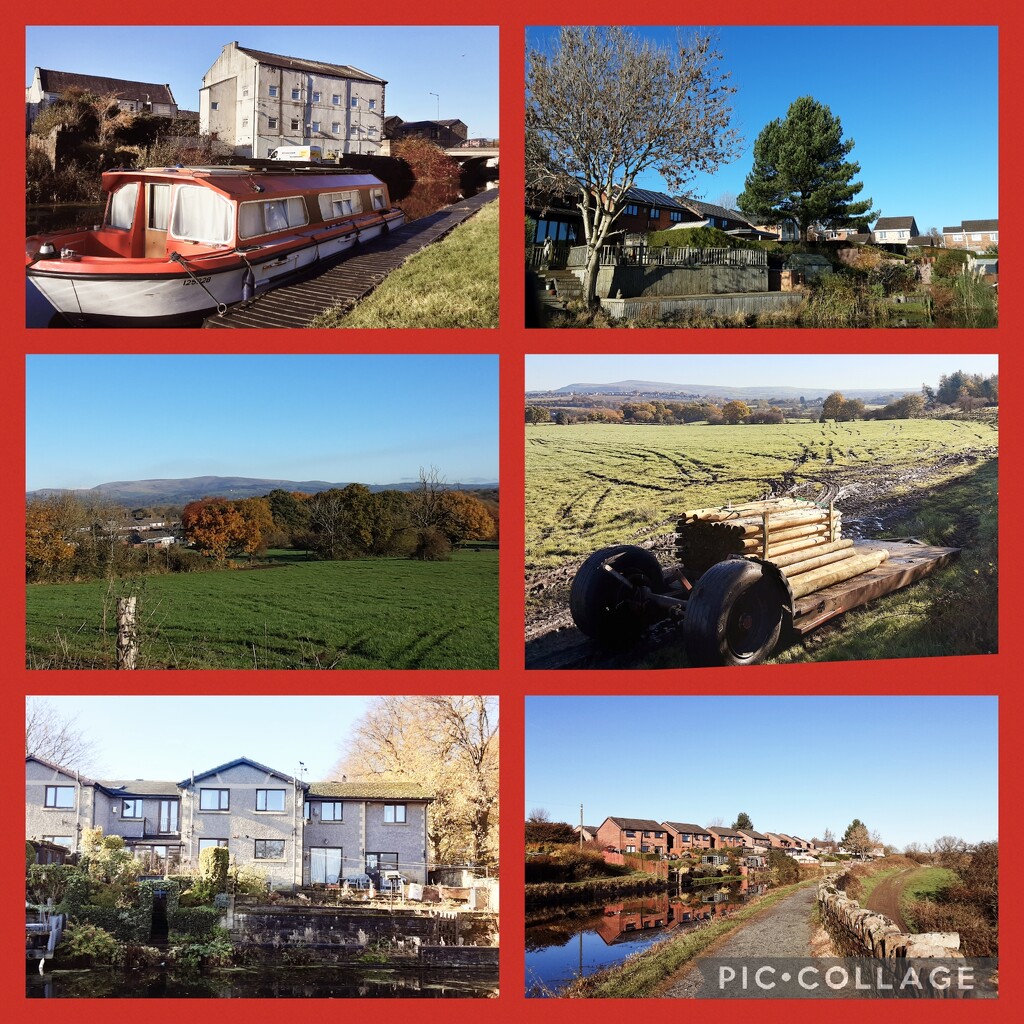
{"left": 168, "top": 252, "right": 228, "bottom": 315}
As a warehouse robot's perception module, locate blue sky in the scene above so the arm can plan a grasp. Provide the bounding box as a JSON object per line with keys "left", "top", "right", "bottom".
{"left": 525, "top": 353, "right": 999, "bottom": 393}
{"left": 26, "top": 25, "right": 498, "bottom": 137}
{"left": 527, "top": 25, "right": 998, "bottom": 233}
{"left": 28, "top": 695, "right": 373, "bottom": 780}
{"left": 25, "top": 354, "right": 498, "bottom": 490}
{"left": 525, "top": 696, "right": 998, "bottom": 848}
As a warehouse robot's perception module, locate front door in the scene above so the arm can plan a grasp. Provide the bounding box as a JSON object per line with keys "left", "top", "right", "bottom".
{"left": 145, "top": 183, "right": 172, "bottom": 258}
{"left": 310, "top": 847, "right": 342, "bottom": 884}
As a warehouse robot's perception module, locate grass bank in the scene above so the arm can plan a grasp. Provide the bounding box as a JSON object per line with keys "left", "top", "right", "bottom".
{"left": 525, "top": 872, "right": 667, "bottom": 908}
{"left": 313, "top": 200, "right": 498, "bottom": 328}
{"left": 900, "top": 867, "right": 958, "bottom": 929}
{"left": 560, "top": 880, "right": 813, "bottom": 998}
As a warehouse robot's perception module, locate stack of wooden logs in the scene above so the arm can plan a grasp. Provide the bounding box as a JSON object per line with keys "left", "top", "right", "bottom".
{"left": 676, "top": 497, "right": 888, "bottom": 596}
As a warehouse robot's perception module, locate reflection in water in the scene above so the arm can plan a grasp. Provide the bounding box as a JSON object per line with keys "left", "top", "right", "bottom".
{"left": 526, "top": 879, "right": 769, "bottom": 996}
{"left": 27, "top": 966, "right": 498, "bottom": 999}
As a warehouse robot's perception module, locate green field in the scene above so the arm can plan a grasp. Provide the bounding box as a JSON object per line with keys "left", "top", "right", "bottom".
{"left": 526, "top": 418, "right": 998, "bottom": 662}
{"left": 27, "top": 549, "right": 498, "bottom": 670}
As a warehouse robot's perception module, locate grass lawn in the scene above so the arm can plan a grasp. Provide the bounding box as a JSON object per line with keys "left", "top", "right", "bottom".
{"left": 311, "top": 200, "right": 498, "bottom": 328}
{"left": 900, "top": 867, "right": 959, "bottom": 929}
{"left": 26, "top": 549, "right": 498, "bottom": 670}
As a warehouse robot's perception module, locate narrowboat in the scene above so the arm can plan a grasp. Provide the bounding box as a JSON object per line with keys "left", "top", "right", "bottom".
{"left": 26, "top": 165, "right": 405, "bottom": 326}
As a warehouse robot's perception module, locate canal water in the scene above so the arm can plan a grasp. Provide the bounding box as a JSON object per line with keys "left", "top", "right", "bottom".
{"left": 28, "top": 965, "right": 498, "bottom": 998}
{"left": 525, "top": 880, "right": 767, "bottom": 996}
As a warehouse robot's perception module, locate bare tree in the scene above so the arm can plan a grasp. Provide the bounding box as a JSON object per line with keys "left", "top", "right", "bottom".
{"left": 330, "top": 696, "right": 498, "bottom": 868}
{"left": 527, "top": 26, "right": 741, "bottom": 307}
{"left": 25, "top": 697, "right": 99, "bottom": 771}
{"left": 527, "top": 807, "right": 551, "bottom": 823}
{"left": 408, "top": 465, "right": 448, "bottom": 529}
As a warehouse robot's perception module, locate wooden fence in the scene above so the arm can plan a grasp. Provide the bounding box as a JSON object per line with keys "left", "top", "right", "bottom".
{"left": 567, "top": 244, "right": 767, "bottom": 269}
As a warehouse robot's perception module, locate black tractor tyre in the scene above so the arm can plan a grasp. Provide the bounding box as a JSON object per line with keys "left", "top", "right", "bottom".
{"left": 684, "top": 559, "right": 788, "bottom": 667}
{"left": 569, "top": 544, "right": 664, "bottom": 646}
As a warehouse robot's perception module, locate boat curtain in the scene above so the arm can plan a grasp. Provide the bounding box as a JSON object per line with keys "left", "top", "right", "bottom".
{"left": 170, "top": 186, "right": 233, "bottom": 245}
{"left": 108, "top": 183, "right": 139, "bottom": 230}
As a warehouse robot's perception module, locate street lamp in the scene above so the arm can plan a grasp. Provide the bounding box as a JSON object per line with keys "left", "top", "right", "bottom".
{"left": 429, "top": 92, "right": 439, "bottom": 120}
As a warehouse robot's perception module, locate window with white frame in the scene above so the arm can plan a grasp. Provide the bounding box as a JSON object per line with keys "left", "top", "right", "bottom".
{"left": 44, "top": 786, "right": 75, "bottom": 808}
{"left": 368, "top": 99, "right": 376, "bottom": 110}
{"left": 292, "top": 87, "right": 300, "bottom": 100}
{"left": 42, "top": 835, "right": 74, "bottom": 849}
{"left": 321, "top": 802, "right": 343, "bottom": 821}
{"left": 383, "top": 803, "right": 407, "bottom": 823}
{"left": 312, "top": 91, "right": 321, "bottom": 103}
{"left": 269, "top": 84, "right": 278, "bottom": 97}
{"left": 311, "top": 120, "right": 320, "bottom": 133}
{"left": 199, "top": 789, "right": 229, "bottom": 811}
{"left": 291, "top": 118, "right": 300, "bottom": 131}
{"left": 255, "top": 788, "right": 287, "bottom": 812}
{"left": 370, "top": 188, "right": 386, "bottom": 210}
{"left": 332, "top": 122, "right": 341, "bottom": 134}
{"left": 332, "top": 94, "right": 341, "bottom": 105}
{"left": 211, "top": 101, "right": 219, "bottom": 111}
{"left": 351, "top": 97, "right": 358, "bottom": 107}
{"left": 122, "top": 799, "right": 144, "bottom": 819}
{"left": 319, "top": 190, "right": 362, "bottom": 219}
{"left": 268, "top": 117, "right": 278, "bottom": 130}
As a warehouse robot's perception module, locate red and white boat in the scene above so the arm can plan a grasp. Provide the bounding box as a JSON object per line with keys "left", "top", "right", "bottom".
{"left": 26, "top": 165, "right": 405, "bottom": 326}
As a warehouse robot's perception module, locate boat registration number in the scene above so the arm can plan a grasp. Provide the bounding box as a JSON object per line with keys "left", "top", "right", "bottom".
{"left": 183, "top": 276, "right": 212, "bottom": 287}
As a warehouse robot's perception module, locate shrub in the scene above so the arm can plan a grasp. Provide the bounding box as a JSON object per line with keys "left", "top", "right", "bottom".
{"left": 60, "top": 922, "right": 121, "bottom": 964}
{"left": 769, "top": 849, "right": 799, "bottom": 885}
{"left": 199, "top": 846, "right": 230, "bottom": 893}
{"left": 27, "top": 863, "right": 80, "bottom": 906}
{"left": 168, "top": 905, "right": 224, "bottom": 939}
{"left": 411, "top": 527, "right": 452, "bottom": 561}
{"left": 230, "top": 864, "right": 269, "bottom": 896}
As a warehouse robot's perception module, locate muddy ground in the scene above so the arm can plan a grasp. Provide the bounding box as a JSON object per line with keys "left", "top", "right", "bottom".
{"left": 525, "top": 447, "right": 995, "bottom": 669}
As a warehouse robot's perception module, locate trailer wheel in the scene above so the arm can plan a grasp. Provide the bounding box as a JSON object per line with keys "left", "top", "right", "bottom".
{"left": 570, "top": 545, "right": 664, "bottom": 645}
{"left": 684, "top": 559, "right": 788, "bottom": 667}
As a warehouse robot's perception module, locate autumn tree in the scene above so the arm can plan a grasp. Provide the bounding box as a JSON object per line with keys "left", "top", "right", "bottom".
{"left": 437, "top": 491, "right": 496, "bottom": 546}
{"left": 822, "top": 391, "right": 846, "bottom": 420}
{"left": 26, "top": 500, "right": 77, "bottom": 580}
{"left": 25, "top": 697, "right": 99, "bottom": 771}
{"left": 527, "top": 26, "right": 740, "bottom": 307}
{"left": 331, "top": 696, "right": 498, "bottom": 867}
{"left": 842, "top": 818, "right": 872, "bottom": 857}
{"left": 738, "top": 96, "right": 876, "bottom": 242}
{"left": 721, "top": 400, "right": 751, "bottom": 424}
{"left": 181, "top": 497, "right": 270, "bottom": 562}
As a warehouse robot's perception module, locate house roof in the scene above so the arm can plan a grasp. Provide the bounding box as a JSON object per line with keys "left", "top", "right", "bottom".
{"left": 908, "top": 235, "right": 939, "bottom": 246}
{"left": 35, "top": 69, "right": 175, "bottom": 106}
{"left": 737, "top": 828, "right": 769, "bottom": 841}
{"left": 664, "top": 821, "right": 711, "bottom": 834}
{"left": 962, "top": 219, "right": 998, "bottom": 232}
{"left": 574, "top": 824, "right": 600, "bottom": 834}
{"left": 308, "top": 781, "right": 433, "bottom": 801}
{"left": 235, "top": 45, "right": 385, "bottom": 85}
{"left": 179, "top": 756, "right": 301, "bottom": 788}
{"left": 623, "top": 187, "right": 689, "bottom": 211}
{"left": 873, "top": 216, "right": 917, "bottom": 230}
{"left": 604, "top": 816, "right": 664, "bottom": 831}
{"left": 393, "top": 119, "right": 467, "bottom": 131}
{"left": 765, "top": 832, "right": 791, "bottom": 842}
{"left": 97, "top": 779, "right": 180, "bottom": 797}
{"left": 708, "top": 826, "right": 744, "bottom": 837}
{"left": 26, "top": 754, "right": 94, "bottom": 784}
{"left": 680, "top": 197, "right": 748, "bottom": 224}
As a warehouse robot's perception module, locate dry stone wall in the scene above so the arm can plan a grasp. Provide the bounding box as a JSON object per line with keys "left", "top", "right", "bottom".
{"left": 818, "top": 875, "right": 962, "bottom": 959}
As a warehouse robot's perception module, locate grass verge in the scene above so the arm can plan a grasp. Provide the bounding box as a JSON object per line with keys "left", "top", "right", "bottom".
{"left": 560, "top": 880, "right": 814, "bottom": 998}
{"left": 900, "top": 867, "right": 958, "bottom": 930}
{"left": 313, "top": 201, "right": 498, "bottom": 328}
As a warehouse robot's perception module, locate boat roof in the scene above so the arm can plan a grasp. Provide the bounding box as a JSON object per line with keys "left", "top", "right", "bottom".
{"left": 100, "top": 166, "right": 386, "bottom": 198}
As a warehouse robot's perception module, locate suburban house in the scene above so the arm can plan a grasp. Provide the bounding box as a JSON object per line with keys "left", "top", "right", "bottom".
{"left": 573, "top": 824, "right": 601, "bottom": 843}
{"left": 942, "top": 219, "right": 998, "bottom": 251}
{"left": 707, "top": 826, "right": 747, "bottom": 850}
{"left": 26, "top": 755, "right": 432, "bottom": 890}
{"left": 385, "top": 116, "right": 468, "bottom": 148}
{"left": 872, "top": 216, "right": 920, "bottom": 245}
{"left": 200, "top": 42, "right": 386, "bottom": 159}
{"left": 663, "top": 821, "right": 713, "bottom": 853}
{"left": 615, "top": 188, "right": 770, "bottom": 241}
{"left": 26, "top": 67, "right": 178, "bottom": 129}
{"left": 764, "top": 832, "right": 794, "bottom": 851}
{"left": 596, "top": 816, "right": 669, "bottom": 855}
{"left": 736, "top": 828, "right": 770, "bottom": 852}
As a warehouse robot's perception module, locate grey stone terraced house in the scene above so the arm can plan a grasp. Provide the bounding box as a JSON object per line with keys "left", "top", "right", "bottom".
{"left": 26, "top": 755, "right": 432, "bottom": 890}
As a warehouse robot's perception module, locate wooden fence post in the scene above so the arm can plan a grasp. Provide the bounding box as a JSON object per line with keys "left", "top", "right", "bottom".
{"left": 116, "top": 596, "right": 138, "bottom": 670}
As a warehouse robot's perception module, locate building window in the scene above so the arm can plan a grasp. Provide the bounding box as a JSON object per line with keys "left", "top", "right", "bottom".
{"left": 311, "top": 847, "right": 343, "bottom": 884}
{"left": 291, "top": 118, "right": 300, "bottom": 131}
{"left": 241, "top": 117, "right": 249, "bottom": 128}
{"left": 321, "top": 802, "right": 343, "bottom": 821}
{"left": 312, "top": 91, "right": 321, "bottom": 103}
{"left": 158, "top": 800, "right": 179, "bottom": 834}
{"left": 254, "top": 839, "right": 286, "bottom": 860}
{"left": 625, "top": 845, "right": 636, "bottom": 853}
{"left": 332, "top": 94, "right": 341, "bottom": 105}
{"left": 953, "top": 234, "right": 964, "bottom": 242}
{"left": 649, "top": 208, "right": 660, "bottom": 219}
{"left": 641, "top": 845, "right": 650, "bottom": 852}
{"left": 256, "top": 789, "right": 286, "bottom": 812}
{"left": 365, "top": 852, "right": 399, "bottom": 874}
{"left": 624, "top": 830, "right": 636, "bottom": 837}
{"left": 210, "top": 101, "right": 219, "bottom": 111}
{"left": 199, "top": 789, "right": 229, "bottom": 811}
{"left": 351, "top": 97, "right": 358, "bottom": 108}
{"left": 268, "top": 117, "right": 278, "bottom": 130}
{"left": 368, "top": 127, "right": 376, "bottom": 137}
{"left": 625, "top": 204, "right": 639, "bottom": 216}
{"left": 292, "top": 87, "right": 301, "bottom": 100}
{"left": 655, "top": 831, "right": 664, "bottom": 838}
{"left": 42, "top": 835, "right": 74, "bottom": 849}
{"left": 122, "top": 799, "right": 144, "bottom": 819}
{"left": 311, "top": 120, "right": 320, "bottom": 132}
{"left": 44, "top": 786, "right": 75, "bottom": 808}
{"left": 368, "top": 99, "right": 376, "bottom": 110}
{"left": 331, "top": 121, "right": 341, "bottom": 134}
{"left": 269, "top": 84, "right": 278, "bottom": 97}
{"left": 198, "top": 839, "right": 229, "bottom": 852}
{"left": 972, "top": 233, "right": 982, "bottom": 241}
{"left": 383, "top": 804, "right": 407, "bottom": 823}
{"left": 243, "top": 87, "right": 249, "bottom": 97}
{"left": 669, "top": 211, "right": 683, "bottom": 222}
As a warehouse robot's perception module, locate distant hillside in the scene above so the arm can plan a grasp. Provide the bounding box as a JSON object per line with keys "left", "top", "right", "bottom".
{"left": 27, "top": 475, "right": 499, "bottom": 505}
{"left": 536, "top": 379, "right": 918, "bottom": 402}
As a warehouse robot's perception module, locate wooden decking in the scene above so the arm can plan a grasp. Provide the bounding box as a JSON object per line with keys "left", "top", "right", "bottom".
{"left": 204, "top": 188, "right": 497, "bottom": 329}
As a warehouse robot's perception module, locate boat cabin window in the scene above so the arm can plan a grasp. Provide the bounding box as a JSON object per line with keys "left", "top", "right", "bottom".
{"left": 106, "top": 182, "right": 140, "bottom": 230}
{"left": 318, "top": 190, "right": 362, "bottom": 220}
{"left": 370, "top": 188, "right": 386, "bottom": 211}
{"left": 169, "top": 185, "right": 233, "bottom": 245}
{"left": 238, "top": 196, "right": 309, "bottom": 239}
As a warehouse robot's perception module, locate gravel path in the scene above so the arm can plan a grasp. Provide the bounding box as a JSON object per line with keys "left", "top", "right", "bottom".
{"left": 661, "top": 886, "right": 817, "bottom": 998}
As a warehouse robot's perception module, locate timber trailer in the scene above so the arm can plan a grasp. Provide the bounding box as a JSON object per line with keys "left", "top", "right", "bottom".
{"left": 569, "top": 497, "right": 959, "bottom": 667}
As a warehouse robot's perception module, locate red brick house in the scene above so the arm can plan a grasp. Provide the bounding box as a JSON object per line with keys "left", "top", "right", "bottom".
{"left": 942, "top": 219, "right": 998, "bottom": 251}
{"left": 596, "top": 816, "right": 668, "bottom": 855}
{"left": 707, "top": 826, "right": 746, "bottom": 849}
{"left": 663, "top": 822, "right": 713, "bottom": 854}
{"left": 765, "top": 832, "right": 794, "bottom": 851}
{"left": 736, "top": 828, "right": 770, "bottom": 852}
